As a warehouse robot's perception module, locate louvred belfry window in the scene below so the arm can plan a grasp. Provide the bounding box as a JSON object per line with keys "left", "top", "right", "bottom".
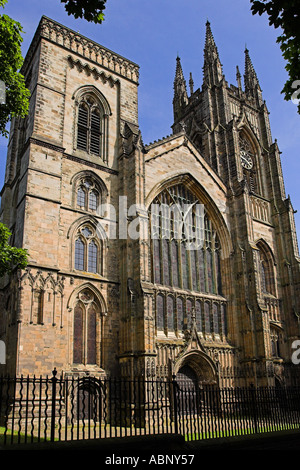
{"left": 77, "top": 104, "right": 89, "bottom": 151}
{"left": 77, "top": 96, "right": 102, "bottom": 156}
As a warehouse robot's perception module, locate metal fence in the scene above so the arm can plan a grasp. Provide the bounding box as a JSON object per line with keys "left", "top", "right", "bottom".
{"left": 1, "top": 369, "right": 300, "bottom": 446}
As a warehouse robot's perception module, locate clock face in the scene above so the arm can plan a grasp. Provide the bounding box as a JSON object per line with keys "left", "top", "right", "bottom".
{"left": 240, "top": 150, "right": 253, "bottom": 170}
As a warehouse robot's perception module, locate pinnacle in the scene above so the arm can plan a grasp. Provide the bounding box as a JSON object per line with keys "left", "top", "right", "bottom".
{"left": 203, "top": 20, "right": 222, "bottom": 66}
{"left": 203, "top": 20, "right": 223, "bottom": 85}
{"left": 244, "top": 47, "right": 259, "bottom": 84}
{"left": 175, "top": 56, "right": 184, "bottom": 80}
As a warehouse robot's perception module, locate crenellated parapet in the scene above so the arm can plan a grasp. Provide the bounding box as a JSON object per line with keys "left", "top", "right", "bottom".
{"left": 21, "top": 16, "right": 140, "bottom": 84}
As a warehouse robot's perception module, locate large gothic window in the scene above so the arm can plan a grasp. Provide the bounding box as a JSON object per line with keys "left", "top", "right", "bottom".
{"left": 149, "top": 184, "right": 222, "bottom": 295}
{"left": 73, "top": 290, "right": 100, "bottom": 366}
{"left": 74, "top": 225, "right": 102, "bottom": 274}
{"left": 150, "top": 183, "right": 226, "bottom": 338}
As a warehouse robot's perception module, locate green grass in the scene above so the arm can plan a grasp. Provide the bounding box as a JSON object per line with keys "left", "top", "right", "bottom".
{"left": 184, "top": 423, "right": 300, "bottom": 441}
{"left": 0, "top": 426, "right": 48, "bottom": 445}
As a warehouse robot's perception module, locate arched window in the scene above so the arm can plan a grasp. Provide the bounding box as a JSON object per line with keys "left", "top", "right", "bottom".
{"left": 195, "top": 300, "right": 202, "bottom": 332}
{"left": 77, "top": 96, "right": 103, "bottom": 157}
{"left": 74, "top": 87, "right": 110, "bottom": 163}
{"left": 176, "top": 297, "right": 184, "bottom": 332}
{"left": 74, "top": 224, "right": 102, "bottom": 274}
{"left": 73, "top": 289, "right": 101, "bottom": 366}
{"left": 75, "top": 238, "right": 85, "bottom": 270}
{"left": 270, "top": 328, "right": 281, "bottom": 358}
{"left": 75, "top": 177, "right": 101, "bottom": 213}
{"left": 257, "top": 242, "right": 276, "bottom": 296}
{"left": 156, "top": 294, "right": 165, "bottom": 330}
{"left": 167, "top": 296, "right": 175, "bottom": 332}
{"left": 149, "top": 184, "right": 222, "bottom": 295}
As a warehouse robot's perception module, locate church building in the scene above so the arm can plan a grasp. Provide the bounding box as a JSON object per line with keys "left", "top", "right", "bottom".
{"left": 0, "top": 16, "right": 299, "bottom": 388}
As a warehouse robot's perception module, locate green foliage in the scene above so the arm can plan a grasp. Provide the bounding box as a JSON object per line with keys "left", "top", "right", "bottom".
{"left": 0, "top": 223, "right": 28, "bottom": 277}
{"left": 0, "top": 0, "right": 30, "bottom": 137}
{"left": 61, "top": 0, "right": 107, "bottom": 24}
{"left": 250, "top": 0, "right": 300, "bottom": 114}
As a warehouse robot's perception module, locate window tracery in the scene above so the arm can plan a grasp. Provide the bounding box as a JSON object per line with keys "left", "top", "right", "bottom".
{"left": 150, "top": 183, "right": 226, "bottom": 338}
{"left": 74, "top": 224, "right": 102, "bottom": 274}
{"left": 75, "top": 177, "right": 102, "bottom": 213}
{"left": 150, "top": 184, "right": 222, "bottom": 295}
{"left": 73, "top": 289, "right": 101, "bottom": 366}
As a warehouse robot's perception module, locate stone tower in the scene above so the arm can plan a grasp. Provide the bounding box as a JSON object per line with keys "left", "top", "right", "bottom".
{"left": 0, "top": 18, "right": 299, "bottom": 388}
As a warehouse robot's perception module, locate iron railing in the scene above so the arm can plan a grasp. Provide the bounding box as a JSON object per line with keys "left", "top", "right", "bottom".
{"left": 1, "top": 370, "right": 300, "bottom": 446}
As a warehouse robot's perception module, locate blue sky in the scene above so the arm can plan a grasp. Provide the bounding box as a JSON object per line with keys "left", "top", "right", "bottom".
{"left": 1, "top": 0, "right": 299, "bottom": 237}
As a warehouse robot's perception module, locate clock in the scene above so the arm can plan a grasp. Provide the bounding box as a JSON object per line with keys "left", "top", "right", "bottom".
{"left": 240, "top": 150, "right": 253, "bottom": 170}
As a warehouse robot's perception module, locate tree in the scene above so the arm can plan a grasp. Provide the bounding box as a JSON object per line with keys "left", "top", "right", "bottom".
{"left": 0, "top": 0, "right": 30, "bottom": 137}
{"left": 0, "top": 223, "right": 28, "bottom": 277}
{"left": 0, "top": 0, "right": 107, "bottom": 137}
{"left": 61, "top": 0, "right": 107, "bottom": 24}
{"left": 250, "top": 0, "right": 300, "bottom": 114}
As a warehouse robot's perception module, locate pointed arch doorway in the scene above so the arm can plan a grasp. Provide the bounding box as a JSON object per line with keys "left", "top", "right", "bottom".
{"left": 176, "top": 364, "right": 198, "bottom": 389}
{"left": 174, "top": 350, "right": 218, "bottom": 387}
{"left": 174, "top": 351, "right": 218, "bottom": 414}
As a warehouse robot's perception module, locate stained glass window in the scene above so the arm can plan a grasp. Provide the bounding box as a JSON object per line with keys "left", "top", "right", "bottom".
{"left": 195, "top": 300, "right": 202, "bottom": 332}
{"left": 76, "top": 177, "right": 102, "bottom": 213}
{"left": 73, "top": 304, "right": 84, "bottom": 363}
{"left": 171, "top": 240, "right": 179, "bottom": 287}
{"left": 181, "top": 243, "right": 189, "bottom": 289}
{"left": 150, "top": 184, "right": 226, "bottom": 337}
{"left": 153, "top": 239, "right": 161, "bottom": 284}
{"left": 221, "top": 304, "right": 226, "bottom": 336}
{"left": 162, "top": 239, "right": 170, "bottom": 285}
{"left": 87, "top": 305, "right": 97, "bottom": 364}
{"left": 190, "top": 249, "right": 198, "bottom": 291}
{"left": 186, "top": 299, "right": 193, "bottom": 330}
{"left": 75, "top": 238, "right": 85, "bottom": 271}
{"left": 88, "top": 241, "right": 98, "bottom": 273}
{"left": 156, "top": 294, "right": 165, "bottom": 330}
{"left": 89, "top": 190, "right": 98, "bottom": 211}
{"left": 214, "top": 249, "right": 222, "bottom": 295}
{"left": 177, "top": 297, "right": 184, "bottom": 331}
{"left": 73, "top": 296, "right": 100, "bottom": 366}
{"left": 74, "top": 226, "right": 101, "bottom": 274}
{"left": 204, "top": 302, "right": 211, "bottom": 334}
{"left": 206, "top": 249, "right": 213, "bottom": 293}
{"left": 213, "top": 303, "right": 219, "bottom": 334}
{"left": 77, "top": 186, "right": 86, "bottom": 208}
{"left": 149, "top": 184, "right": 222, "bottom": 295}
{"left": 199, "top": 249, "right": 206, "bottom": 292}
{"left": 167, "top": 296, "right": 174, "bottom": 331}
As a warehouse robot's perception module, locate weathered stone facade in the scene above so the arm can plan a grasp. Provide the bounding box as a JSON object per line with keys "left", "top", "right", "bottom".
{"left": 0, "top": 17, "right": 299, "bottom": 388}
